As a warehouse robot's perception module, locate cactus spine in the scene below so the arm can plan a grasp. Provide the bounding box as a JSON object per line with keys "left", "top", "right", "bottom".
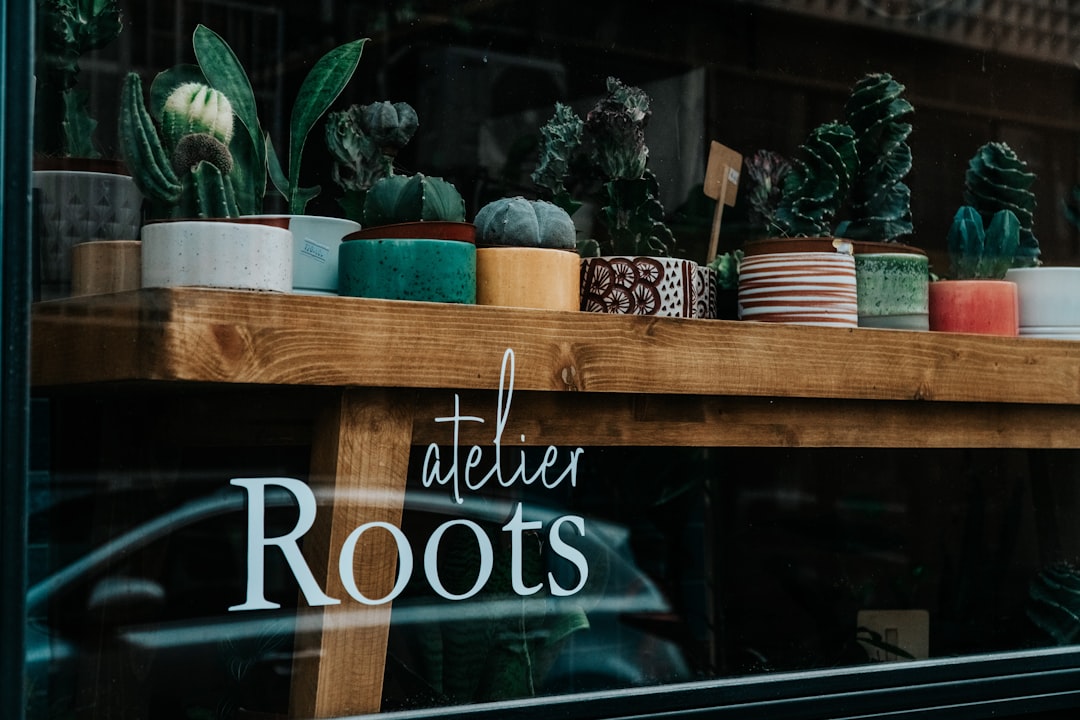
{"left": 771, "top": 122, "right": 859, "bottom": 238}
{"left": 963, "top": 141, "right": 1040, "bottom": 267}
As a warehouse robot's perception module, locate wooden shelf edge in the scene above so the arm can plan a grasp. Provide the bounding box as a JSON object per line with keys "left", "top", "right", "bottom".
{"left": 30, "top": 288, "right": 1080, "bottom": 406}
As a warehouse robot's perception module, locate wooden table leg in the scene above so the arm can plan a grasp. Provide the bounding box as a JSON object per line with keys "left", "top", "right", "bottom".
{"left": 289, "top": 388, "right": 415, "bottom": 718}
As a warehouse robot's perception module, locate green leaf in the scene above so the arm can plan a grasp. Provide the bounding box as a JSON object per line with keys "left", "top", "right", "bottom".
{"left": 287, "top": 38, "right": 367, "bottom": 204}
{"left": 193, "top": 24, "right": 266, "bottom": 208}
{"left": 265, "top": 133, "right": 289, "bottom": 200}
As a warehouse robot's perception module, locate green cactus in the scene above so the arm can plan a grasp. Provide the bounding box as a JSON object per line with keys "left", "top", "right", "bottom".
{"left": 771, "top": 122, "right": 859, "bottom": 238}
{"left": 836, "top": 73, "right": 914, "bottom": 242}
{"left": 34, "top": 0, "right": 123, "bottom": 157}
{"left": 946, "top": 205, "right": 1020, "bottom": 279}
{"left": 963, "top": 141, "right": 1040, "bottom": 267}
{"left": 708, "top": 249, "right": 744, "bottom": 292}
{"left": 473, "top": 196, "right": 576, "bottom": 249}
{"left": 119, "top": 73, "right": 239, "bottom": 218}
{"left": 325, "top": 100, "right": 419, "bottom": 221}
{"left": 362, "top": 173, "right": 466, "bottom": 226}
{"left": 532, "top": 77, "right": 675, "bottom": 257}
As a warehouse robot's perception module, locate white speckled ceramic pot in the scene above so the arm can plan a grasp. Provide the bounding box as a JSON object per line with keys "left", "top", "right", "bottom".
{"left": 141, "top": 219, "right": 293, "bottom": 292}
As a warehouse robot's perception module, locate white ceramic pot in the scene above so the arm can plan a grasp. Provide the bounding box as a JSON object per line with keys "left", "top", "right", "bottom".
{"left": 245, "top": 214, "right": 361, "bottom": 294}
{"left": 33, "top": 170, "right": 143, "bottom": 299}
{"left": 1005, "top": 267, "right": 1080, "bottom": 336}
{"left": 141, "top": 220, "right": 293, "bottom": 292}
{"left": 738, "top": 251, "right": 858, "bottom": 328}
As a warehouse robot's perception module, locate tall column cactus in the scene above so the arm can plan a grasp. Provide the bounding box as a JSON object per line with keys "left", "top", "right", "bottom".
{"left": 836, "top": 73, "right": 914, "bottom": 242}
{"left": 770, "top": 122, "right": 859, "bottom": 238}
{"left": 119, "top": 73, "right": 240, "bottom": 218}
{"left": 963, "top": 141, "right": 1040, "bottom": 267}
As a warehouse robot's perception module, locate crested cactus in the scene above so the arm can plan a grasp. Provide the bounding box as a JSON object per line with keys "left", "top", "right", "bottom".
{"left": 963, "top": 141, "right": 1040, "bottom": 267}
{"left": 362, "top": 172, "right": 466, "bottom": 227}
{"left": 119, "top": 73, "right": 239, "bottom": 218}
{"left": 35, "top": 0, "right": 123, "bottom": 157}
{"left": 473, "top": 196, "right": 576, "bottom": 249}
{"left": 946, "top": 205, "right": 1020, "bottom": 279}
{"left": 771, "top": 122, "right": 859, "bottom": 238}
{"left": 1027, "top": 562, "right": 1080, "bottom": 646}
{"left": 325, "top": 100, "right": 419, "bottom": 220}
{"left": 836, "top": 73, "right": 914, "bottom": 242}
{"left": 532, "top": 76, "right": 675, "bottom": 257}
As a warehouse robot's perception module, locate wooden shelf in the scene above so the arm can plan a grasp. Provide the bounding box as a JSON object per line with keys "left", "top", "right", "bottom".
{"left": 30, "top": 287, "right": 1080, "bottom": 405}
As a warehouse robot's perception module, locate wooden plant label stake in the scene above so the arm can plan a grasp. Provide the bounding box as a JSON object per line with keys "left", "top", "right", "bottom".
{"left": 703, "top": 141, "right": 743, "bottom": 264}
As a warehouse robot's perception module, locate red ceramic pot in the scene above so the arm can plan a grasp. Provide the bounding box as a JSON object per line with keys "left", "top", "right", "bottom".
{"left": 928, "top": 279, "right": 1018, "bottom": 336}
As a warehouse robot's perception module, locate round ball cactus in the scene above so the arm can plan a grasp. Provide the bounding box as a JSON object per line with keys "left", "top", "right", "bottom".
{"left": 362, "top": 172, "right": 466, "bottom": 227}
{"left": 473, "top": 196, "right": 576, "bottom": 249}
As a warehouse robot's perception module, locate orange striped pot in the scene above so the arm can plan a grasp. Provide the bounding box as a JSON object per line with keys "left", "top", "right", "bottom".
{"left": 737, "top": 251, "right": 858, "bottom": 328}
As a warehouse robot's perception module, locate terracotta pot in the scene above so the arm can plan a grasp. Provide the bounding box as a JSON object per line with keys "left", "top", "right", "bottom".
{"left": 580, "top": 256, "right": 698, "bottom": 317}
{"left": 928, "top": 279, "right": 1018, "bottom": 336}
{"left": 141, "top": 220, "right": 293, "bottom": 292}
{"left": 738, "top": 250, "right": 858, "bottom": 327}
{"left": 345, "top": 221, "right": 475, "bottom": 243}
{"left": 476, "top": 247, "right": 580, "bottom": 310}
{"left": 246, "top": 214, "right": 361, "bottom": 295}
{"left": 71, "top": 240, "right": 141, "bottom": 296}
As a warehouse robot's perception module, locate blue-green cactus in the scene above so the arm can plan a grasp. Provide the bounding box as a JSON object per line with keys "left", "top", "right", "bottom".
{"left": 836, "top": 73, "right": 914, "bottom": 242}
{"left": 771, "top": 122, "right": 859, "bottom": 238}
{"left": 946, "top": 205, "right": 1020, "bottom": 279}
{"left": 473, "top": 196, "right": 576, "bottom": 249}
{"left": 531, "top": 103, "right": 585, "bottom": 218}
{"left": 964, "top": 141, "right": 1040, "bottom": 267}
{"left": 362, "top": 172, "right": 466, "bottom": 226}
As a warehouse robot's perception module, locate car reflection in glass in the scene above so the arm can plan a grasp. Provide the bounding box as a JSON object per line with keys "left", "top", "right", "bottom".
{"left": 27, "top": 485, "right": 690, "bottom": 718}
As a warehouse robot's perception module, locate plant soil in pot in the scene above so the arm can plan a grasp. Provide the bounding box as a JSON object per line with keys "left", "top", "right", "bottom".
{"left": 141, "top": 219, "right": 293, "bottom": 292}
{"left": 473, "top": 196, "right": 580, "bottom": 311}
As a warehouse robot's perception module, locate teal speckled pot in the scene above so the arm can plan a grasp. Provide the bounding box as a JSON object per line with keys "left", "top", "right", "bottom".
{"left": 854, "top": 247, "right": 930, "bottom": 330}
{"left": 338, "top": 236, "right": 476, "bottom": 303}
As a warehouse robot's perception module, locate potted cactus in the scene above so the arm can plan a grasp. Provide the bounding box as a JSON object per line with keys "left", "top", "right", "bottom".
{"left": 121, "top": 75, "right": 293, "bottom": 292}
{"left": 119, "top": 24, "right": 366, "bottom": 293}
{"left": 739, "top": 122, "right": 860, "bottom": 327}
{"left": 338, "top": 171, "right": 476, "bottom": 303}
{"left": 533, "top": 77, "right": 699, "bottom": 318}
{"left": 928, "top": 205, "right": 1021, "bottom": 335}
{"left": 835, "top": 73, "right": 930, "bottom": 330}
{"left": 33, "top": 0, "right": 143, "bottom": 299}
{"left": 473, "top": 196, "right": 580, "bottom": 310}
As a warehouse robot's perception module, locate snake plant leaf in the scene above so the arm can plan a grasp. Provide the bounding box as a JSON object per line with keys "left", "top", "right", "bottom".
{"left": 285, "top": 38, "right": 367, "bottom": 212}
{"left": 193, "top": 24, "right": 266, "bottom": 212}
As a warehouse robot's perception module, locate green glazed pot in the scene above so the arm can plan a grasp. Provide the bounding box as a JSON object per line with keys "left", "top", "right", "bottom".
{"left": 338, "top": 234, "right": 476, "bottom": 303}
{"left": 853, "top": 244, "right": 929, "bottom": 330}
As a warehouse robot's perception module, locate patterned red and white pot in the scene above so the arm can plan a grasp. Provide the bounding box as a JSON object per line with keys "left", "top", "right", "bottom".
{"left": 737, "top": 251, "right": 858, "bottom": 328}
{"left": 580, "top": 256, "right": 698, "bottom": 317}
